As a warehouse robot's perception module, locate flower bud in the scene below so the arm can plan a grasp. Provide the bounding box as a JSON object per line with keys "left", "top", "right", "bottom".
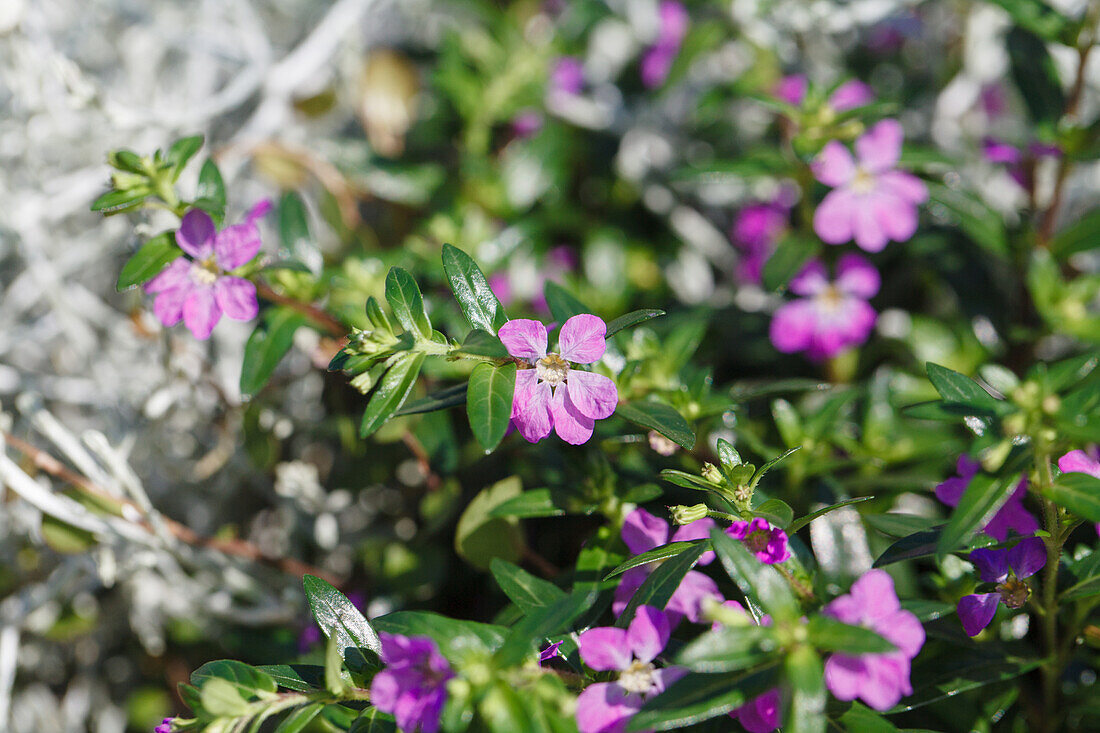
{"left": 1041, "top": 395, "right": 1061, "bottom": 415}
{"left": 668, "top": 503, "right": 709, "bottom": 525}
{"left": 701, "top": 463, "right": 724, "bottom": 484}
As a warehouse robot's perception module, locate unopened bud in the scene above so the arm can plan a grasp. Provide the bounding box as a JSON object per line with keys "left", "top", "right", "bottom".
{"left": 701, "top": 463, "right": 723, "bottom": 484}
{"left": 1004, "top": 412, "right": 1027, "bottom": 436}
{"left": 1041, "top": 395, "right": 1061, "bottom": 415}
{"left": 669, "top": 504, "right": 709, "bottom": 526}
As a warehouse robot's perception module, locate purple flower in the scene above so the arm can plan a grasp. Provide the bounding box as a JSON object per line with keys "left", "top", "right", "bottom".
{"left": 1058, "top": 449, "right": 1100, "bottom": 535}
{"left": 154, "top": 719, "right": 173, "bottom": 733}
{"left": 575, "top": 606, "right": 687, "bottom": 733}
{"left": 640, "top": 1, "right": 689, "bottom": 88}
{"left": 725, "top": 517, "right": 791, "bottom": 565}
{"left": 499, "top": 314, "right": 618, "bottom": 445}
{"left": 713, "top": 601, "right": 782, "bottom": 733}
{"left": 612, "top": 509, "right": 721, "bottom": 626}
{"left": 551, "top": 57, "right": 585, "bottom": 97}
{"left": 769, "top": 254, "right": 880, "bottom": 360}
{"left": 774, "top": 75, "right": 808, "bottom": 106}
{"left": 370, "top": 633, "right": 454, "bottom": 733}
{"left": 957, "top": 537, "right": 1046, "bottom": 637}
{"left": 823, "top": 570, "right": 925, "bottom": 711}
{"left": 539, "top": 640, "right": 564, "bottom": 664}
{"left": 773, "top": 75, "right": 874, "bottom": 112}
{"left": 145, "top": 201, "right": 271, "bottom": 339}
{"left": 512, "top": 109, "right": 544, "bottom": 138}
{"left": 812, "top": 119, "right": 928, "bottom": 252}
{"left": 935, "top": 456, "right": 1038, "bottom": 541}
{"left": 981, "top": 137, "right": 1061, "bottom": 189}
{"left": 731, "top": 200, "right": 789, "bottom": 284}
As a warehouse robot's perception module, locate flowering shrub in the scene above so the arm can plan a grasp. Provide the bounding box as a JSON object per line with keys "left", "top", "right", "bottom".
{"left": 6, "top": 1, "right": 1100, "bottom": 733}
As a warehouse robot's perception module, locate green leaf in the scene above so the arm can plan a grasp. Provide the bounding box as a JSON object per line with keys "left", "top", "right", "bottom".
{"left": 360, "top": 352, "right": 426, "bottom": 437}
{"left": 784, "top": 645, "right": 825, "bottom": 733}
{"left": 278, "top": 192, "right": 318, "bottom": 275}
{"left": 628, "top": 667, "right": 780, "bottom": 731}
{"left": 455, "top": 476, "right": 526, "bottom": 570}
{"left": 479, "top": 682, "right": 537, "bottom": 733}
{"left": 889, "top": 655, "right": 1042, "bottom": 713}
{"left": 752, "top": 499, "right": 794, "bottom": 529}
{"left": 1052, "top": 207, "right": 1100, "bottom": 259}
{"left": 240, "top": 308, "right": 308, "bottom": 398}
{"left": 442, "top": 243, "right": 509, "bottom": 334}
{"left": 787, "top": 497, "right": 874, "bottom": 533}
{"left": 109, "top": 149, "right": 145, "bottom": 173}
{"left": 605, "top": 309, "right": 665, "bottom": 337}
{"left": 494, "top": 590, "right": 595, "bottom": 667}
{"left": 191, "top": 660, "right": 277, "bottom": 699}
{"left": 749, "top": 447, "right": 801, "bottom": 490}
{"left": 617, "top": 400, "right": 695, "bottom": 449}
{"left": 926, "top": 363, "right": 1011, "bottom": 414}
{"left": 710, "top": 527, "right": 799, "bottom": 622}
{"left": 302, "top": 574, "right": 382, "bottom": 672}
{"left": 543, "top": 281, "right": 592, "bottom": 324}
{"left": 200, "top": 677, "right": 250, "bottom": 716}
{"left": 675, "top": 625, "right": 782, "bottom": 673}
{"left": 384, "top": 267, "right": 432, "bottom": 339}
{"left": 116, "top": 232, "right": 182, "bottom": 291}
{"left": 987, "top": 0, "right": 1074, "bottom": 44}
{"left": 936, "top": 474, "right": 1015, "bottom": 557}
{"left": 1060, "top": 571, "right": 1100, "bottom": 601}
{"left": 467, "top": 362, "right": 516, "bottom": 452}
{"left": 372, "top": 611, "right": 506, "bottom": 656}
{"left": 837, "top": 702, "right": 899, "bottom": 733}
{"left": 925, "top": 183, "right": 1008, "bottom": 257}
{"left": 805, "top": 616, "right": 895, "bottom": 654}
{"left": 604, "top": 541, "right": 707, "bottom": 580}
{"left": 40, "top": 516, "right": 96, "bottom": 554}
{"left": 762, "top": 235, "right": 819, "bottom": 291}
{"left": 863, "top": 513, "right": 941, "bottom": 538}
{"left": 324, "top": 632, "right": 350, "bottom": 695}
{"left": 275, "top": 703, "right": 323, "bottom": 733}
{"left": 1007, "top": 27, "right": 1066, "bottom": 126}
{"left": 660, "top": 469, "right": 723, "bottom": 493}
{"left": 91, "top": 188, "right": 150, "bottom": 213}
{"left": 486, "top": 488, "right": 569, "bottom": 519}
{"left": 167, "top": 134, "right": 204, "bottom": 175}
{"left": 394, "top": 382, "right": 468, "bottom": 416}
{"left": 1043, "top": 351, "right": 1099, "bottom": 392}
{"left": 902, "top": 400, "right": 998, "bottom": 422}
{"left": 256, "top": 665, "right": 324, "bottom": 692}
{"left": 1045, "top": 472, "right": 1100, "bottom": 523}
{"left": 196, "top": 159, "right": 226, "bottom": 219}
{"left": 616, "top": 544, "right": 707, "bottom": 627}
{"left": 455, "top": 329, "right": 510, "bottom": 359}
{"left": 490, "top": 558, "right": 565, "bottom": 613}
{"left": 349, "top": 709, "right": 398, "bottom": 733}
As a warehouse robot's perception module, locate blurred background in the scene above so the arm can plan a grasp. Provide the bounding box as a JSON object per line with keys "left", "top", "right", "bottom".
{"left": 2, "top": 0, "right": 1099, "bottom": 731}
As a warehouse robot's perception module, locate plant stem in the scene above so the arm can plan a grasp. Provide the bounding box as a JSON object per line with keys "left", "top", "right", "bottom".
{"left": 255, "top": 282, "right": 346, "bottom": 337}
{"left": 1036, "top": 452, "right": 1064, "bottom": 733}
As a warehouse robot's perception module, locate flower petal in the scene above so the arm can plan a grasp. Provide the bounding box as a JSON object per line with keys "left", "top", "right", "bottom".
{"left": 774, "top": 74, "right": 807, "bottom": 106}
{"left": 769, "top": 300, "right": 816, "bottom": 355}
{"left": 1007, "top": 536, "right": 1047, "bottom": 580}
{"left": 852, "top": 196, "right": 889, "bottom": 252}
{"left": 622, "top": 508, "right": 669, "bottom": 555}
{"left": 667, "top": 570, "right": 722, "bottom": 623}
{"left": 214, "top": 222, "right": 263, "bottom": 270}
{"left": 789, "top": 260, "right": 829, "bottom": 297}
{"left": 670, "top": 518, "right": 716, "bottom": 565}
{"left": 214, "top": 276, "right": 258, "bottom": 321}
{"left": 824, "top": 653, "right": 866, "bottom": 702}
{"left": 969, "top": 548, "right": 1009, "bottom": 584}
{"left": 145, "top": 258, "right": 191, "bottom": 293}
{"left": 499, "top": 319, "right": 548, "bottom": 360}
{"left": 813, "top": 141, "right": 856, "bottom": 187}
{"left": 550, "top": 384, "right": 595, "bottom": 444}
{"left": 578, "top": 628, "right": 631, "bottom": 671}
{"left": 934, "top": 475, "right": 968, "bottom": 507}
{"left": 849, "top": 569, "right": 901, "bottom": 621}
{"left": 856, "top": 119, "right": 903, "bottom": 173}
{"left": 176, "top": 209, "right": 215, "bottom": 259}
{"left": 829, "top": 79, "right": 874, "bottom": 112}
{"left": 878, "top": 170, "right": 928, "bottom": 204}
{"left": 735, "top": 689, "right": 782, "bottom": 733}
{"left": 246, "top": 198, "right": 273, "bottom": 223}
{"left": 565, "top": 370, "right": 618, "bottom": 419}
{"left": 879, "top": 609, "right": 926, "bottom": 658}
{"left": 558, "top": 314, "right": 608, "bottom": 364}
{"left": 627, "top": 605, "right": 670, "bottom": 664}
{"left": 834, "top": 254, "right": 880, "bottom": 299}
{"left": 513, "top": 377, "right": 552, "bottom": 443}
{"left": 183, "top": 287, "right": 221, "bottom": 340}
{"left": 813, "top": 189, "right": 857, "bottom": 244}
{"left": 872, "top": 192, "right": 918, "bottom": 244}
{"left": 575, "top": 683, "right": 641, "bottom": 733}
{"left": 1059, "top": 449, "right": 1100, "bottom": 478}
{"left": 612, "top": 567, "right": 648, "bottom": 618}
{"left": 957, "top": 593, "right": 1000, "bottom": 637}
{"left": 153, "top": 286, "right": 189, "bottom": 327}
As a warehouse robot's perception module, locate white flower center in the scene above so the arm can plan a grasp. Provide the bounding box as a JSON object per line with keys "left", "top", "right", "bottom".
{"left": 816, "top": 284, "right": 844, "bottom": 312}
{"left": 618, "top": 660, "right": 657, "bottom": 695}
{"left": 190, "top": 259, "right": 219, "bottom": 286}
{"left": 536, "top": 353, "right": 569, "bottom": 387}
{"left": 850, "top": 167, "right": 875, "bottom": 194}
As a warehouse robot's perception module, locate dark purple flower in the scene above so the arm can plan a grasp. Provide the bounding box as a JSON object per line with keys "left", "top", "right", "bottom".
{"left": 613, "top": 509, "right": 721, "bottom": 626}
{"left": 370, "top": 633, "right": 454, "bottom": 733}
{"left": 935, "top": 456, "right": 1038, "bottom": 541}
{"left": 640, "top": 1, "right": 689, "bottom": 88}
{"left": 575, "top": 606, "right": 687, "bottom": 733}
{"left": 731, "top": 200, "right": 789, "bottom": 284}
{"left": 539, "top": 640, "right": 564, "bottom": 664}
{"left": 145, "top": 201, "right": 271, "bottom": 339}
{"left": 769, "top": 254, "right": 880, "bottom": 360}
{"left": 713, "top": 601, "right": 782, "bottom": 732}
{"left": 725, "top": 518, "right": 790, "bottom": 564}
{"left": 823, "top": 570, "right": 925, "bottom": 711}
{"left": 154, "top": 719, "right": 173, "bottom": 733}
{"left": 551, "top": 57, "right": 585, "bottom": 96}
{"left": 957, "top": 537, "right": 1046, "bottom": 637}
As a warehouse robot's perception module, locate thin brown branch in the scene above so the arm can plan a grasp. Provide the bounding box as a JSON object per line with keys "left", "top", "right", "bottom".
{"left": 401, "top": 431, "right": 441, "bottom": 492}
{"left": 255, "top": 282, "right": 346, "bottom": 338}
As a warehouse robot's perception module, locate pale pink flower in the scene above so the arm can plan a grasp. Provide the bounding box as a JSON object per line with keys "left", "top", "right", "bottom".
{"left": 774, "top": 75, "right": 874, "bottom": 112}
{"left": 812, "top": 119, "right": 928, "bottom": 252}
{"left": 1058, "top": 449, "right": 1100, "bottom": 536}
{"left": 640, "top": 1, "right": 689, "bottom": 88}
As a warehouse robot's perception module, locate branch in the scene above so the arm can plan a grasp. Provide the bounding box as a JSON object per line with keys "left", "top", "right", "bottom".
{"left": 255, "top": 282, "right": 346, "bottom": 338}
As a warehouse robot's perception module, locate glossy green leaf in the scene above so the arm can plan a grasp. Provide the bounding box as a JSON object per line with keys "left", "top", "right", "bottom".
{"left": 925, "top": 182, "right": 1008, "bottom": 257}
{"left": 467, "top": 362, "right": 516, "bottom": 451}
{"left": 1045, "top": 472, "right": 1100, "bottom": 523}
{"left": 278, "top": 192, "right": 319, "bottom": 275}
{"left": 384, "top": 267, "right": 432, "bottom": 339}
{"left": 805, "top": 616, "right": 895, "bottom": 654}
{"left": 605, "top": 309, "right": 665, "bottom": 337}
{"left": 442, "top": 243, "right": 509, "bottom": 334}
{"left": 372, "top": 611, "right": 506, "bottom": 655}
{"left": 604, "top": 541, "right": 707, "bottom": 579}
{"left": 543, "top": 281, "right": 592, "bottom": 324}
{"left": 166, "top": 134, "right": 204, "bottom": 175}
{"left": 837, "top": 702, "right": 899, "bottom": 732}
{"left": 256, "top": 665, "right": 324, "bottom": 692}
{"left": 455, "top": 477, "right": 526, "bottom": 570}
{"left": 240, "top": 308, "right": 308, "bottom": 398}
{"left": 617, "top": 400, "right": 695, "bottom": 449}
{"left": 195, "top": 159, "right": 226, "bottom": 220}
{"left": 302, "top": 574, "right": 381, "bottom": 672}
{"left": 486, "top": 488, "right": 570, "bottom": 518}
{"left": 494, "top": 590, "right": 595, "bottom": 667}
{"left": 674, "top": 625, "right": 781, "bottom": 672}
{"left": 936, "top": 474, "right": 1015, "bottom": 557}
{"left": 116, "top": 232, "right": 181, "bottom": 291}
{"left": 91, "top": 188, "right": 151, "bottom": 213}
{"left": 926, "top": 363, "right": 1010, "bottom": 414}
{"left": 863, "top": 513, "right": 941, "bottom": 538}
{"left": 200, "top": 677, "right": 250, "bottom": 716}
{"left": 455, "top": 329, "right": 510, "bottom": 359}
{"left": 360, "top": 352, "right": 426, "bottom": 437}
{"left": 349, "top": 709, "right": 398, "bottom": 733}
{"left": 1007, "top": 27, "right": 1065, "bottom": 126}
{"left": 749, "top": 447, "right": 801, "bottom": 490}
{"left": 660, "top": 469, "right": 722, "bottom": 493}
{"left": 191, "top": 660, "right": 277, "bottom": 698}
{"left": 615, "top": 543, "right": 707, "bottom": 627}
{"left": 490, "top": 558, "right": 565, "bottom": 612}
{"left": 753, "top": 499, "right": 794, "bottom": 528}
{"left": 787, "top": 497, "right": 874, "bottom": 533}
{"left": 710, "top": 527, "right": 799, "bottom": 622}
{"left": 627, "top": 667, "right": 780, "bottom": 731}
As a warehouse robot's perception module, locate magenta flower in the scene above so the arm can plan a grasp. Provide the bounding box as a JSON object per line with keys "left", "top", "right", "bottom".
{"left": 774, "top": 75, "right": 874, "bottom": 113}
{"left": 725, "top": 517, "right": 790, "bottom": 565}
{"left": 768, "top": 254, "right": 879, "bottom": 360}
{"left": 957, "top": 537, "right": 1046, "bottom": 637}
{"left": 145, "top": 202, "right": 270, "bottom": 340}
{"left": 982, "top": 137, "right": 1061, "bottom": 189}
{"left": 823, "top": 570, "right": 925, "bottom": 711}
{"left": 551, "top": 57, "right": 585, "bottom": 96}
{"left": 731, "top": 200, "right": 789, "bottom": 284}
{"left": 612, "top": 508, "right": 721, "bottom": 626}
{"left": 575, "top": 606, "right": 687, "bottom": 733}
{"left": 1058, "top": 449, "right": 1100, "bottom": 535}
{"left": 154, "top": 719, "right": 173, "bottom": 733}
{"left": 935, "top": 456, "right": 1038, "bottom": 541}
{"left": 812, "top": 119, "right": 928, "bottom": 252}
{"left": 539, "top": 640, "right": 564, "bottom": 664}
{"left": 512, "top": 109, "right": 544, "bottom": 138}
{"left": 499, "top": 314, "right": 618, "bottom": 445}
{"left": 713, "top": 601, "right": 781, "bottom": 733}
{"left": 370, "top": 633, "right": 454, "bottom": 733}
{"left": 640, "top": 1, "right": 689, "bottom": 88}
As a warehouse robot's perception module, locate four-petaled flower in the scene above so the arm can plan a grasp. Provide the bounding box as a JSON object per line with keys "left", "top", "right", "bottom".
{"left": 370, "top": 633, "right": 454, "bottom": 733}
{"left": 576, "top": 606, "right": 687, "bottom": 733}
{"left": 823, "top": 569, "right": 925, "bottom": 711}
{"left": 957, "top": 537, "right": 1046, "bottom": 637}
{"left": 146, "top": 202, "right": 271, "bottom": 339}
{"left": 935, "top": 456, "right": 1038, "bottom": 541}
{"left": 725, "top": 517, "right": 791, "bottom": 565}
{"left": 812, "top": 119, "right": 928, "bottom": 252}
{"left": 640, "top": 1, "right": 689, "bottom": 89}
{"left": 613, "top": 508, "right": 722, "bottom": 626}
{"left": 499, "top": 314, "right": 618, "bottom": 445}
{"left": 769, "top": 254, "right": 880, "bottom": 360}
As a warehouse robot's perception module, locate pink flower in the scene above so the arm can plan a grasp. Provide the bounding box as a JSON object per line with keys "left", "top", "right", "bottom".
{"left": 713, "top": 601, "right": 781, "bottom": 732}
{"left": 612, "top": 508, "right": 722, "bottom": 626}
{"left": 154, "top": 719, "right": 173, "bottom": 733}
{"left": 551, "top": 57, "right": 585, "bottom": 96}
{"left": 512, "top": 109, "right": 544, "bottom": 138}
{"left": 935, "top": 456, "right": 1038, "bottom": 541}
{"left": 773, "top": 75, "right": 874, "bottom": 113}
{"left": 499, "top": 314, "right": 618, "bottom": 444}
{"left": 370, "top": 633, "right": 454, "bottom": 733}
{"left": 823, "top": 570, "right": 925, "bottom": 711}
{"left": 812, "top": 119, "right": 928, "bottom": 252}
{"left": 725, "top": 517, "right": 790, "bottom": 564}
{"left": 145, "top": 202, "right": 270, "bottom": 339}
{"left": 1058, "top": 449, "right": 1100, "bottom": 535}
{"left": 983, "top": 137, "right": 1062, "bottom": 189}
{"left": 731, "top": 200, "right": 789, "bottom": 284}
{"left": 575, "top": 606, "right": 687, "bottom": 733}
{"left": 769, "top": 254, "right": 879, "bottom": 360}
{"left": 641, "top": 1, "right": 689, "bottom": 88}
{"left": 956, "top": 537, "right": 1046, "bottom": 637}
